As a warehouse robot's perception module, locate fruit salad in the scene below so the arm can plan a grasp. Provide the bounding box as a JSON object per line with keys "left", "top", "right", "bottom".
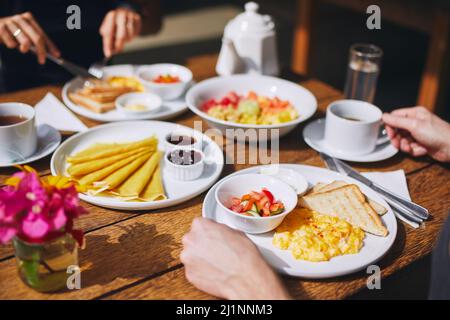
{"left": 229, "top": 188, "right": 285, "bottom": 217}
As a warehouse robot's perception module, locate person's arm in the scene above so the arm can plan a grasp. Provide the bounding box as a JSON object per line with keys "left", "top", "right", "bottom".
{"left": 382, "top": 106, "right": 450, "bottom": 162}
{"left": 128, "top": 0, "right": 162, "bottom": 35}
{"left": 0, "top": 12, "right": 60, "bottom": 64}
{"left": 181, "top": 217, "right": 291, "bottom": 300}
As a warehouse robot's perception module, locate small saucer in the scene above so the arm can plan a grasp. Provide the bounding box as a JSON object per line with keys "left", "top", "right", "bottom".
{"left": 302, "top": 118, "right": 398, "bottom": 162}
{"left": 0, "top": 124, "right": 61, "bottom": 168}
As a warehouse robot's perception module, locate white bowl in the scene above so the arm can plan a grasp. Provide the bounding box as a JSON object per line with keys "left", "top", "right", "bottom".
{"left": 136, "top": 64, "right": 193, "bottom": 101}
{"left": 215, "top": 173, "right": 298, "bottom": 234}
{"left": 116, "top": 92, "right": 162, "bottom": 115}
{"left": 164, "top": 147, "right": 205, "bottom": 181}
{"left": 185, "top": 74, "right": 317, "bottom": 141}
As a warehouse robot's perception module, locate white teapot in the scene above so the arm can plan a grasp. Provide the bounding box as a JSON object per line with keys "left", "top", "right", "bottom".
{"left": 216, "top": 2, "right": 279, "bottom": 76}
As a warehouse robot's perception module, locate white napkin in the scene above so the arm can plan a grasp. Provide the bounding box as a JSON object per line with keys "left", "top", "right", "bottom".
{"left": 362, "top": 170, "right": 410, "bottom": 200}
{"left": 362, "top": 169, "right": 418, "bottom": 228}
{"left": 35, "top": 93, "right": 88, "bottom": 132}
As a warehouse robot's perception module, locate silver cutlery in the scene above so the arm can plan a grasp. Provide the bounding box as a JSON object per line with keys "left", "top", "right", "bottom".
{"left": 30, "top": 46, "right": 101, "bottom": 79}
{"left": 319, "top": 152, "right": 428, "bottom": 227}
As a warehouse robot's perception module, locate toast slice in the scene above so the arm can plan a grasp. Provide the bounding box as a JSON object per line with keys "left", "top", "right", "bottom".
{"left": 299, "top": 184, "right": 388, "bottom": 236}
{"left": 313, "top": 181, "right": 387, "bottom": 215}
{"left": 69, "top": 92, "right": 116, "bottom": 113}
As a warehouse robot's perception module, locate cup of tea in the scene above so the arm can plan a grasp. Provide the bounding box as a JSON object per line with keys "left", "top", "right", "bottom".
{"left": 324, "top": 99, "right": 387, "bottom": 155}
{"left": 0, "top": 103, "right": 37, "bottom": 163}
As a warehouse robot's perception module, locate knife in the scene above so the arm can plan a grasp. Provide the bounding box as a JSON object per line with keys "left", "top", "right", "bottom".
{"left": 30, "top": 46, "right": 100, "bottom": 79}
{"left": 333, "top": 157, "right": 429, "bottom": 220}
{"left": 319, "top": 152, "right": 423, "bottom": 227}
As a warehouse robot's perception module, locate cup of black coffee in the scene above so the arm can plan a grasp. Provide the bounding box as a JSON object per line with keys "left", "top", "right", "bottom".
{"left": 0, "top": 103, "right": 37, "bottom": 163}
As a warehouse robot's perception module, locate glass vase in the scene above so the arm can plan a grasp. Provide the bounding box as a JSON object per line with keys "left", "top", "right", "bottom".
{"left": 13, "top": 234, "right": 78, "bottom": 292}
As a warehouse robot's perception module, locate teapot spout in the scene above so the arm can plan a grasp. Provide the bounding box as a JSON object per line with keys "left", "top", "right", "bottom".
{"left": 216, "top": 38, "right": 245, "bottom": 76}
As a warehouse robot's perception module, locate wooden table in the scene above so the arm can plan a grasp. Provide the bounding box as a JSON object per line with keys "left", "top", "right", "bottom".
{"left": 0, "top": 54, "right": 449, "bottom": 300}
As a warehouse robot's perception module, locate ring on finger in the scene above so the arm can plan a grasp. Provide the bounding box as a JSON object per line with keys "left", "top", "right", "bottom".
{"left": 13, "top": 28, "right": 22, "bottom": 38}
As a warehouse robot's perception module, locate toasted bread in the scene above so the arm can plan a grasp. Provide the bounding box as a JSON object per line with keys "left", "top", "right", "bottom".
{"left": 299, "top": 184, "right": 388, "bottom": 236}
{"left": 69, "top": 92, "right": 115, "bottom": 113}
{"left": 313, "top": 181, "right": 387, "bottom": 215}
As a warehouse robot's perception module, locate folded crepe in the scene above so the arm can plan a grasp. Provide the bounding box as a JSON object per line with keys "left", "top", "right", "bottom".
{"left": 116, "top": 151, "right": 162, "bottom": 198}
{"left": 68, "top": 147, "right": 149, "bottom": 176}
{"left": 141, "top": 166, "right": 166, "bottom": 201}
{"left": 79, "top": 151, "right": 152, "bottom": 187}
{"left": 97, "top": 153, "right": 152, "bottom": 190}
{"left": 67, "top": 137, "right": 157, "bottom": 164}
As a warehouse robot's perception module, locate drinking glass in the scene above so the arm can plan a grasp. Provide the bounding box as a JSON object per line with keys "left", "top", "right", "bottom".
{"left": 344, "top": 43, "right": 383, "bottom": 103}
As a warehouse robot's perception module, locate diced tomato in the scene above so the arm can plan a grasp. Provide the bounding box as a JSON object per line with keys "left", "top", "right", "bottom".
{"left": 247, "top": 91, "right": 258, "bottom": 100}
{"left": 261, "top": 188, "right": 274, "bottom": 203}
{"left": 249, "top": 191, "right": 263, "bottom": 201}
{"left": 243, "top": 199, "right": 255, "bottom": 212}
{"left": 261, "top": 207, "right": 270, "bottom": 217}
{"left": 231, "top": 197, "right": 241, "bottom": 206}
{"left": 230, "top": 204, "right": 243, "bottom": 213}
{"left": 241, "top": 194, "right": 251, "bottom": 201}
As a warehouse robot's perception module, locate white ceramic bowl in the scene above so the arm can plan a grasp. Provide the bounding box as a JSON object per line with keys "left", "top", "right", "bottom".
{"left": 215, "top": 173, "right": 298, "bottom": 234}
{"left": 116, "top": 92, "right": 162, "bottom": 115}
{"left": 164, "top": 147, "right": 205, "bottom": 181}
{"left": 136, "top": 64, "right": 193, "bottom": 100}
{"left": 185, "top": 74, "right": 317, "bottom": 141}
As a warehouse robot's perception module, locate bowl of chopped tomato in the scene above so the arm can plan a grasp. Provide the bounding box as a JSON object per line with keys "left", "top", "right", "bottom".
{"left": 137, "top": 64, "right": 192, "bottom": 100}
{"left": 215, "top": 173, "right": 298, "bottom": 234}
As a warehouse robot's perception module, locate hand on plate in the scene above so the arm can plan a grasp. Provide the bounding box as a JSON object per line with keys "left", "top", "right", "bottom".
{"left": 181, "top": 217, "right": 290, "bottom": 300}
{"left": 99, "top": 8, "right": 142, "bottom": 58}
{"left": 383, "top": 107, "right": 450, "bottom": 162}
{"left": 0, "top": 12, "right": 60, "bottom": 64}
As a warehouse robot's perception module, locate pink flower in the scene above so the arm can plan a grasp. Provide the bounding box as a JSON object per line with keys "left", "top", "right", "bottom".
{"left": 0, "top": 170, "right": 87, "bottom": 246}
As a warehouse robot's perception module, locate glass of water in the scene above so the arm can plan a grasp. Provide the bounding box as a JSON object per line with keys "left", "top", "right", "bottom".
{"left": 344, "top": 43, "right": 383, "bottom": 103}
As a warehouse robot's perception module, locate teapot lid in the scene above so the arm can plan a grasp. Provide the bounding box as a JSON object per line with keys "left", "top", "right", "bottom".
{"left": 227, "top": 2, "right": 274, "bottom": 34}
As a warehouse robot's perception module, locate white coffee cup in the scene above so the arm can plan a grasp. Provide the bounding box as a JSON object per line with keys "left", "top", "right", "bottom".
{"left": 324, "top": 99, "right": 387, "bottom": 155}
{"left": 0, "top": 103, "right": 37, "bottom": 163}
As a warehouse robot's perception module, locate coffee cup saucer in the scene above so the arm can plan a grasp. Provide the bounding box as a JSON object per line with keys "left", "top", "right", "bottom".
{"left": 0, "top": 124, "right": 61, "bottom": 168}
{"left": 302, "top": 118, "right": 398, "bottom": 162}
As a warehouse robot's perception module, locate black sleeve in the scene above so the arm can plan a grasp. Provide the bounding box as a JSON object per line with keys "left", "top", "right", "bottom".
{"left": 429, "top": 212, "right": 450, "bottom": 299}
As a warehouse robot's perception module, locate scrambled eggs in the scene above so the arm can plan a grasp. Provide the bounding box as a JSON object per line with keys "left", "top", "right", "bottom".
{"left": 107, "top": 76, "right": 144, "bottom": 92}
{"left": 273, "top": 208, "right": 365, "bottom": 262}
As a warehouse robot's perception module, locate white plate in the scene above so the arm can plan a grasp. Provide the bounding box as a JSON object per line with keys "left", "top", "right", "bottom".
{"left": 51, "top": 121, "right": 224, "bottom": 211}
{"left": 62, "top": 65, "right": 190, "bottom": 122}
{"left": 303, "top": 118, "right": 398, "bottom": 162}
{"left": 185, "top": 74, "right": 317, "bottom": 141}
{"left": 0, "top": 124, "right": 61, "bottom": 168}
{"left": 202, "top": 164, "right": 397, "bottom": 279}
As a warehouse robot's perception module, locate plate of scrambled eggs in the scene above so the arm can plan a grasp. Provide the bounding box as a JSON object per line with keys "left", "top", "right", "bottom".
{"left": 202, "top": 164, "right": 397, "bottom": 278}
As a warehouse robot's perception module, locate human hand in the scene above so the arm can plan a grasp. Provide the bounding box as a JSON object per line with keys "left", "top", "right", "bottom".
{"left": 181, "top": 217, "right": 290, "bottom": 300}
{"left": 382, "top": 106, "right": 450, "bottom": 162}
{"left": 0, "top": 12, "right": 60, "bottom": 64}
{"left": 99, "top": 8, "right": 142, "bottom": 58}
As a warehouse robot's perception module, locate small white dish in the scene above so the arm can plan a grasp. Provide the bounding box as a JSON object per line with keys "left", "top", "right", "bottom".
{"left": 116, "top": 92, "right": 162, "bottom": 115}
{"left": 0, "top": 124, "right": 61, "bottom": 168}
{"left": 203, "top": 164, "right": 397, "bottom": 278}
{"left": 259, "top": 165, "right": 309, "bottom": 195}
{"left": 215, "top": 173, "right": 298, "bottom": 234}
{"left": 303, "top": 118, "right": 398, "bottom": 162}
{"left": 164, "top": 130, "right": 203, "bottom": 152}
{"left": 136, "top": 64, "right": 193, "bottom": 101}
{"left": 164, "top": 147, "right": 205, "bottom": 181}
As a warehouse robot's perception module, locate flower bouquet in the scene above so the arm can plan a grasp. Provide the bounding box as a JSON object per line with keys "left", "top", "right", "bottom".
{"left": 0, "top": 166, "right": 87, "bottom": 292}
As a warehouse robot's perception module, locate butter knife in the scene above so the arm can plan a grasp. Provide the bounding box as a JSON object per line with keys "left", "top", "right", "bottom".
{"left": 319, "top": 152, "right": 423, "bottom": 227}
{"left": 333, "top": 157, "right": 429, "bottom": 220}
